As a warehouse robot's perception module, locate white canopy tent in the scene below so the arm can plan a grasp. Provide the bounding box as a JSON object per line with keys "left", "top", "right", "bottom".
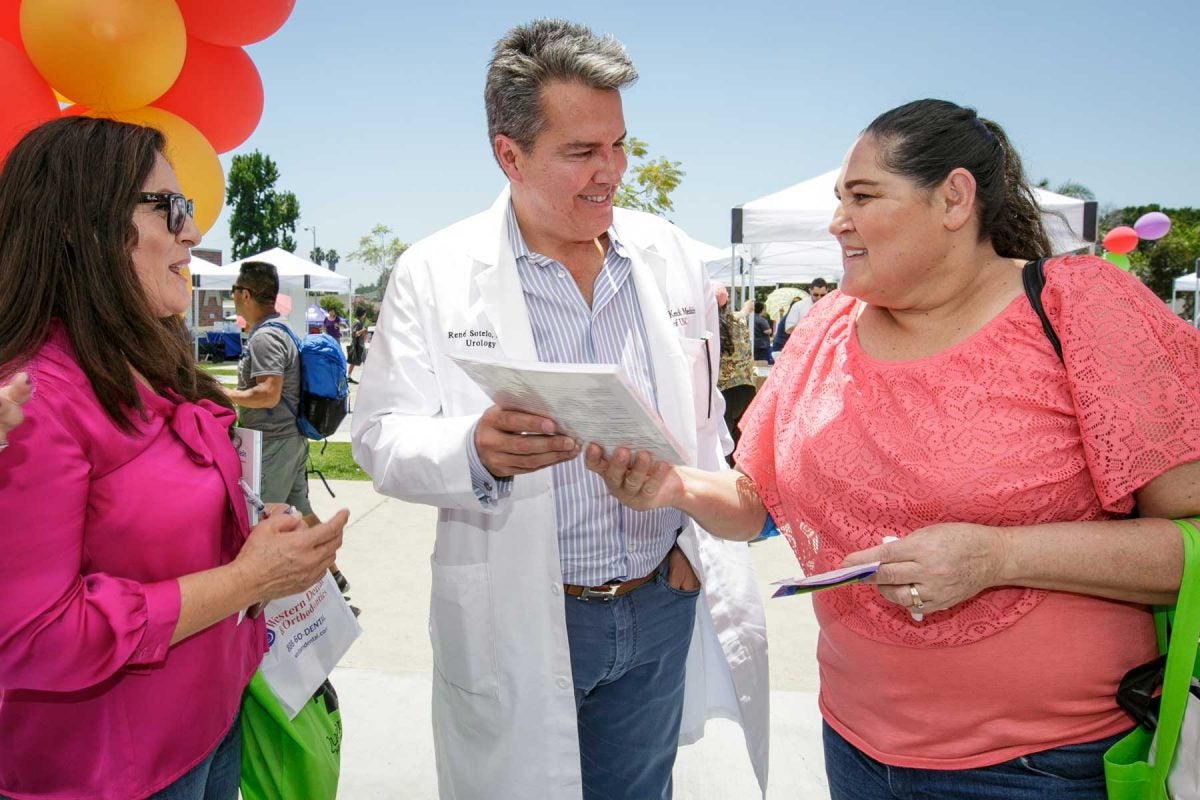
{"left": 187, "top": 247, "right": 352, "bottom": 336}
{"left": 1173, "top": 268, "right": 1200, "bottom": 326}
{"left": 714, "top": 168, "right": 1098, "bottom": 294}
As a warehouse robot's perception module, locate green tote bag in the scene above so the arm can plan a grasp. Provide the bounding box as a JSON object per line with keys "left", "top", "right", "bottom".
{"left": 1105, "top": 518, "right": 1200, "bottom": 800}
{"left": 240, "top": 670, "right": 343, "bottom": 800}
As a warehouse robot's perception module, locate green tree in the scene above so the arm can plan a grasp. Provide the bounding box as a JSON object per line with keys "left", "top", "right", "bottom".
{"left": 308, "top": 246, "right": 341, "bottom": 272}
{"left": 1035, "top": 178, "right": 1096, "bottom": 201}
{"left": 318, "top": 295, "right": 346, "bottom": 318}
{"left": 226, "top": 151, "right": 301, "bottom": 259}
{"left": 615, "top": 137, "right": 684, "bottom": 217}
{"left": 349, "top": 223, "right": 408, "bottom": 295}
{"left": 1100, "top": 205, "right": 1200, "bottom": 309}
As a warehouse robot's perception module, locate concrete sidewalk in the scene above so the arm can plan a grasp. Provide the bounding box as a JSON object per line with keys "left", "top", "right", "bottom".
{"left": 307, "top": 478, "right": 830, "bottom": 800}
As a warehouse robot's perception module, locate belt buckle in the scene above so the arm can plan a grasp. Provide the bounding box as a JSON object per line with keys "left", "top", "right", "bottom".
{"left": 579, "top": 581, "right": 621, "bottom": 601}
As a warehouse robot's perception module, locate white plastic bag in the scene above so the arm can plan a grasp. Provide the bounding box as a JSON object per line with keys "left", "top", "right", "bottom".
{"left": 259, "top": 570, "right": 362, "bottom": 718}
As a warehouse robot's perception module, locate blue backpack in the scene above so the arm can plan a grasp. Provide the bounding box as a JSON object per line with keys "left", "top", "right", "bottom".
{"left": 264, "top": 322, "right": 349, "bottom": 440}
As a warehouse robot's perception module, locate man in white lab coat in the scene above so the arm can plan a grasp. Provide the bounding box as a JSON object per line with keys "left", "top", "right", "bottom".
{"left": 351, "top": 19, "right": 768, "bottom": 800}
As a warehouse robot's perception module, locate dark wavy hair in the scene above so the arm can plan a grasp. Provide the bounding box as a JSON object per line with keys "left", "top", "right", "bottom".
{"left": 864, "top": 99, "right": 1052, "bottom": 260}
{"left": 0, "top": 116, "right": 232, "bottom": 430}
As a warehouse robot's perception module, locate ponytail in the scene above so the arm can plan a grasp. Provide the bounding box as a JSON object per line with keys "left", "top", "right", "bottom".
{"left": 865, "top": 99, "right": 1052, "bottom": 261}
{"left": 979, "top": 120, "right": 1052, "bottom": 260}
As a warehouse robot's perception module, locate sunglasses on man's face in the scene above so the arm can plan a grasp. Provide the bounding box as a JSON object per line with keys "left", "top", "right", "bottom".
{"left": 138, "top": 192, "right": 195, "bottom": 235}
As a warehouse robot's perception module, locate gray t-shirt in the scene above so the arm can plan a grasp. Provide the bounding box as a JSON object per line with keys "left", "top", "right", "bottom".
{"left": 237, "top": 314, "right": 302, "bottom": 440}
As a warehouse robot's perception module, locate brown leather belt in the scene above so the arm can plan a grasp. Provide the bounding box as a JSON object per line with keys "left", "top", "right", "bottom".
{"left": 564, "top": 566, "right": 659, "bottom": 601}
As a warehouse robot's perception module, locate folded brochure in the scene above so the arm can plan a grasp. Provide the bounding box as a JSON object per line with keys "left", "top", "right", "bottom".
{"left": 448, "top": 353, "right": 688, "bottom": 465}
{"left": 771, "top": 561, "right": 880, "bottom": 597}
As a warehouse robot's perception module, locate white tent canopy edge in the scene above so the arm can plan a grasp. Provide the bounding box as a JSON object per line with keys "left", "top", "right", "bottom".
{"left": 714, "top": 169, "right": 1099, "bottom": 294}
{"left": 187, "top": 246, "right": 353, "bottom": 336}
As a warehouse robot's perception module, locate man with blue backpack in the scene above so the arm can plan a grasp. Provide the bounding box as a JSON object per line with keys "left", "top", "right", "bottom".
{"left": 229, "top": 260, "right": 354, "bottom": 598}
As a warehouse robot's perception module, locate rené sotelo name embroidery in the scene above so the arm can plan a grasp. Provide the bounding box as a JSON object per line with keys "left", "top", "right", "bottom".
{"left": 448, "top": 329, "right": 498, "bottom": 348}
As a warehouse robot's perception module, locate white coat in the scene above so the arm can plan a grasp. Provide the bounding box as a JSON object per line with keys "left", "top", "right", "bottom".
{"left": 351, "top": 189, "right": 769, "bottom": 799}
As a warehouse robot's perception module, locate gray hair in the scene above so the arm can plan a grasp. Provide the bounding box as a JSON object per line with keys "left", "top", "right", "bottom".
{"left": 485, "top": 18, "right": 638, "bottom": 160}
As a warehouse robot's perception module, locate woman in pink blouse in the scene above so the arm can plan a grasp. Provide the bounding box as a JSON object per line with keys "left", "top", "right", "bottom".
{"left": 587, "top": 99, "right": 1200, "bottom": 798}
{"left": 0, "top": 117, "right": 350, "bottom": 800}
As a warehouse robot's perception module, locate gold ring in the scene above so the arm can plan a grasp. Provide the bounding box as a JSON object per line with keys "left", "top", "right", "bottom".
{"left": 909, "top": 584, "right": 925, "bottom": 610}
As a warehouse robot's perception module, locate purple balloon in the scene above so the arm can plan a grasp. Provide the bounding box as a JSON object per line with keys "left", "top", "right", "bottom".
{"left": 1134, "top": 211, "right": 1171, "bottom": 241}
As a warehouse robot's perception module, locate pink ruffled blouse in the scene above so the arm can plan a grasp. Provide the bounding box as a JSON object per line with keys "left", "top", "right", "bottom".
{"left": 0, "top": 325, "right": 266, "bottom": 800}
{"left": 737, "top": 256, "right": 1200, "bottom": 767}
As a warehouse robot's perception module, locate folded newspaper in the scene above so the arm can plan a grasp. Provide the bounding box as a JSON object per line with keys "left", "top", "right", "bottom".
{"left": 449, "top": 353, "right": 688, "bottom": 465}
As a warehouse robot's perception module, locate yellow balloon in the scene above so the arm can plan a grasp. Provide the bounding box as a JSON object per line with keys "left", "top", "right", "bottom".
{"left": 93, "top": 107, "right": 225, "bottom": 236}
{"left": 20, "top": 0, "right": 185, "bottom": 113}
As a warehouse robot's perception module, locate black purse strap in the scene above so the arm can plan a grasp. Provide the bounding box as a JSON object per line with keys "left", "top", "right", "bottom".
{"left": 1021, "top": 258, "right": 1063, "bottom": 363}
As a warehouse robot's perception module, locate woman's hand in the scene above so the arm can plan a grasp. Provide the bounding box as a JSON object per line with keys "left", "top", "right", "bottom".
{"left": 584, "top": 444, "right": 684, "bottom": 512}
{"left": 0, "top": 372, "right": 32, "bottom": 447}
{"left": 233, "top": 507, "right": 350, "bottom": 603}
{"left": 841, "top": 522, "right": 1008, "bottom": 615}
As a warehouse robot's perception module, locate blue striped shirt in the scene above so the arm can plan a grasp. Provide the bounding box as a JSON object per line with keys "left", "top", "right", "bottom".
{"left": 468, "top": 203, "right": 683, "bottom": 586}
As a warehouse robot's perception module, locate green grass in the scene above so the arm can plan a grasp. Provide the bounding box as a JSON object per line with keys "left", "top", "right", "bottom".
{"left": 307, "top": 441, "right": 370, "bottom": 481}
{"left": 198, "top": 362, "right": 239, "bottom": 376}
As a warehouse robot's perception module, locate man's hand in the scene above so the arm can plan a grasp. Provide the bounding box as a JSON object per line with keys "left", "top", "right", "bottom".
{"left": 666, "top": 544, "right": 700, "bottom": 592}
{"left": 475, "top": 405, "right": 579, "bottom": 478}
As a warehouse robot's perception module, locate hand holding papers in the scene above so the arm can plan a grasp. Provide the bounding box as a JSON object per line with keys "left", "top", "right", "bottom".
{"left": 450, "top": 354, "right": 688, "bottom": 466}
{"left": 771, "top": 562, "right": 881, "bottom": 598}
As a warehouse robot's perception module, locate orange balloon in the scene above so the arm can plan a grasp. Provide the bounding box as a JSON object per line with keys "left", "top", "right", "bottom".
{"left": 88, "top": 107, "right": 224, "bottom": 236}
{"left": 20, "top": 0, "right": 185, "bottom": 113}
{"left": 153, "top": 37, "right": 263, "bottom": 153}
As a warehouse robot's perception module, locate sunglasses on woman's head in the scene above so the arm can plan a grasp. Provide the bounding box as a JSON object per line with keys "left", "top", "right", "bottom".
{"left": 138, "top": 192, "right": 195, "bottom": 235}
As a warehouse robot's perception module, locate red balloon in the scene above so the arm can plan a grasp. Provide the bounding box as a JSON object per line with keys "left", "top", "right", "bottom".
{"left": 175, "top": 0, "right": 295, "bottom": 47}
{"left": 0, "top": 40, "right": 59, "bottom": 165}
{"left": 1102, "top": 226, "right": 1139, "bottom": 255}
{"left": 152, "top": 37, "right": 263, "bottom": 153}
{"left": 0, "top": 0, "right": 19, "bottom": 50}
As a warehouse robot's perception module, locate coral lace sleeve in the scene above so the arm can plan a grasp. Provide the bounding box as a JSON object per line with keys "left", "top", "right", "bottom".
{"left": 1042, "top": 255, "right": 1200, "bottom": 512}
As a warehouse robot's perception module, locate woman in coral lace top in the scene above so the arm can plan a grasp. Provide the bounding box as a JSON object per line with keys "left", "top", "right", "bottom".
{"left": 0, "top": 118, "right": 349, "bottom": 800}
{"left": 586, "top": 99, "right": 1200, "bottom": 798}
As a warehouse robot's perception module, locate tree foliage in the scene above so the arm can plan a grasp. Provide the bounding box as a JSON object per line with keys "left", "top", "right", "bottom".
{"left": 1035, "top": 178, "right": 1197, "bottom": 315}
{"left": 349, "top": 223, "right": 408, "bottom": 298}
{"left": 615, "top": 137, "right": 684, "bottom": 217}
{"left": 1035, "top": 178, "right": 1096, "bottom": 201}
{"left": 1100, "top": 204, "right": 1200, "bottom": 311}
{"left": 318, "top": 295, "right": 346, "bottom": 318}
{"left": 226, "top": 151, "right": 301, "bottom": 260}
{"left": 309, "top": 246, "right": 341, "bottom": 272}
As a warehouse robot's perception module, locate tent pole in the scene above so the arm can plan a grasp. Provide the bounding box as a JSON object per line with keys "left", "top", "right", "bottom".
{"left": 1194, "top": 258, "right": 1199, "bottom": 328}
{"left": 191, "top": 277, "right": 199, "bottom": 362}
{"left": 748, "top": 256, "right": 756, "bottom": 356}
{"left": 729, "top": 244, "right": 736, "bottom": 307}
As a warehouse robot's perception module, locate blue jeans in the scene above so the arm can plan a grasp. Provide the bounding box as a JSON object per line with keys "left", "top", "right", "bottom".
{"left": 823, "top": 721, "right": 1127, "bottom": 800}
{"left": 565, "top": 560, "right": 700, "bottom": 800}
{"left": 147, "top": 714, "right": 241, "bottom": 800}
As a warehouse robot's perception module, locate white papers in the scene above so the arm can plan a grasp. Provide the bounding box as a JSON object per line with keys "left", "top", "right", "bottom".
{"left": 232, "top": 427, "right": 263, "bottom": 524}
{"left": 449, "top": 353, "right": 688, "bottom": 465}
{"left": 771, "top": 562, "right": 880, "bottom": 597}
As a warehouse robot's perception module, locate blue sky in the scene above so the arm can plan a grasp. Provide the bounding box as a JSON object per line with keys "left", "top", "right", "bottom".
{"left": 199, "top": 0, "right": 1200, "bottom": 286}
